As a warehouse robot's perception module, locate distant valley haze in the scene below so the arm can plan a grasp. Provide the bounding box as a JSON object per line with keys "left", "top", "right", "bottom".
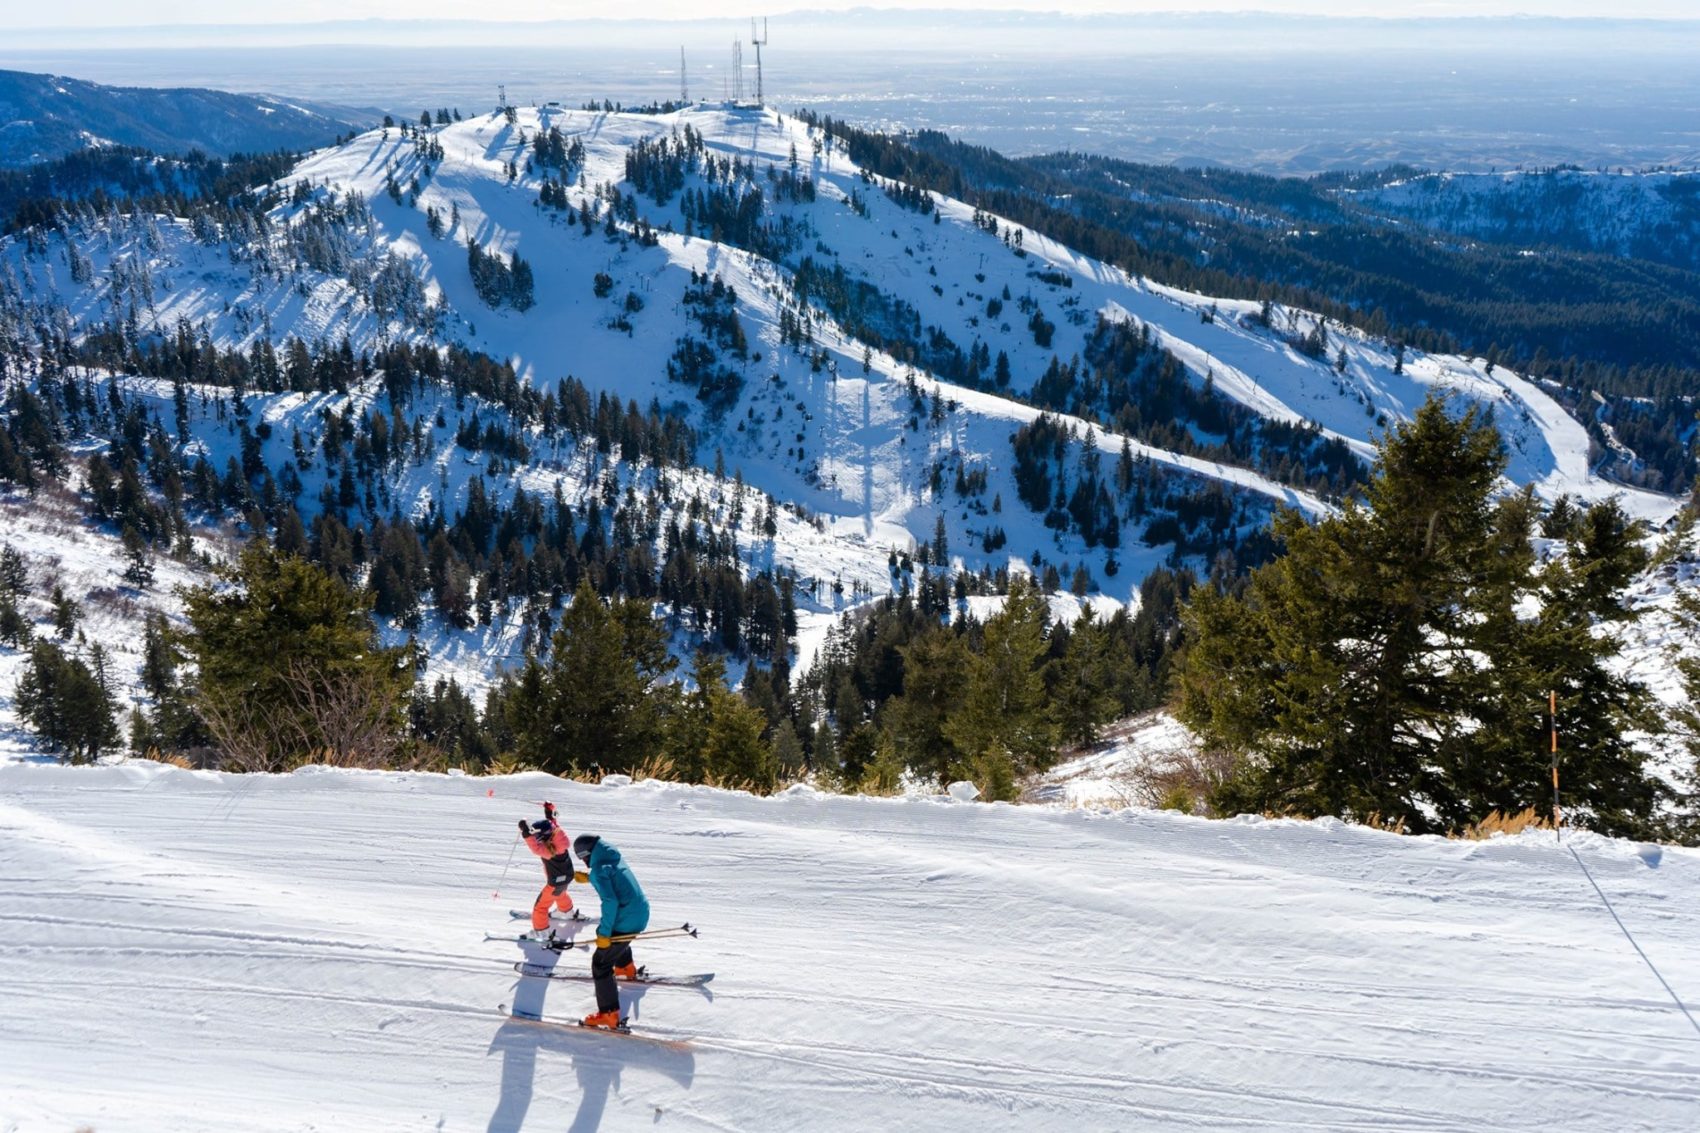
{"left": 8, "top": 3, "right": 1700, "bottom": 35}
{"left": 2, "top": 9, "right": 1696, "bottom": 173}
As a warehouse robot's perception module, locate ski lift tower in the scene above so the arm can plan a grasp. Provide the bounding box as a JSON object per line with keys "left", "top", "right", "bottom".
{"left": 750, "top": 17, "right": 768, "bottom": 107}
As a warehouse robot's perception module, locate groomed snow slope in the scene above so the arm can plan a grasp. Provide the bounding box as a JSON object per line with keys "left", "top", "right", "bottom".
{"left": 3, "top": 763, "right": 1698, "bottom": 1131}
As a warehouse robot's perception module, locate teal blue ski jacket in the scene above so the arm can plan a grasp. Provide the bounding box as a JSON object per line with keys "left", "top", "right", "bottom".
{"left": 586, "top": 839, "right": 650, "bottom": 940}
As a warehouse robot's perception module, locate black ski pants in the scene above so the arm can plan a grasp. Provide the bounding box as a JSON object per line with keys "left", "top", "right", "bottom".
{"left": 591, "top": 941, "right": 635, "bottom": 1013}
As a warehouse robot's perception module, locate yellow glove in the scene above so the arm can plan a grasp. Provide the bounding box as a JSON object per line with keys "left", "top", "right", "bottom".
{"left": 595, "top": 934, "right": 612, "bottom": 950}
{"left": 574, "top": 871, "right": 589, "bottom": 884}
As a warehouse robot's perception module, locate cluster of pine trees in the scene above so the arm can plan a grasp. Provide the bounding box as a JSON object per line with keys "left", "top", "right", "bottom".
{"left": 1177, "top": 397, "right": 1684, "bottom": 840}
{"left": 531, "top": 125, "right": 585, "bottom": 177}
{"left": 793, "top": 567, "right": 1191, "bottom": 798}
{"left": 96, "top": 543, "right": 800, "bottom": 790}
{"left": 1, "top": 146, "right": 297, "bottom": 235}
{"left": 465, "top": 240, "right": 535, "bottom": 311}
{"left": 665, "top": 271, "right": 750, "bottom": 413}
{"left": 1061, "top": 318, "right": 1366, "bottom": 495}
{"left": 0, "top": 312, "right": 812, "bottom": 679}
{"left": 1008, "top": 412, "right": 1280, "bottom": 570}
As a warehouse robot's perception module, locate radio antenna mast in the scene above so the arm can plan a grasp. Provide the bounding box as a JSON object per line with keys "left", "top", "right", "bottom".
{"left": 497, "top": 84, "right": 507, "bottom": 110}
{"left": 681, "top": 47, "right": 689, "bottom": 103}
{"left": 750, "top": 17, "right": 768, "bottom": 107}
{"left": 732, "top": 40, "right": 744, "bottom": 104}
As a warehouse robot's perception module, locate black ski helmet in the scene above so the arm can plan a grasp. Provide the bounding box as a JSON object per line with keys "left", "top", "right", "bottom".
{"left": 573, "top": 833, "right": 600, "bottom": 863}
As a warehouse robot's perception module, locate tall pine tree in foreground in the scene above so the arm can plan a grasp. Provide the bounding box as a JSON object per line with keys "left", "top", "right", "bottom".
{"left": 180, "top": 541, "right": 413, "bottom": 771}
{"left": 1667, "top": 521, "right": 1700, "bottom": 840}
{"left": 495, "top": 578, "right": 675, "bottom": 775}
{"left": 1178, "top": 396, "right": 1668, "bottom": 838}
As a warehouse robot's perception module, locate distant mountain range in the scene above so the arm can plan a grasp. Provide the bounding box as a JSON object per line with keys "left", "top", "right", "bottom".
{"left": 0, "top": 69, "right": 369, "bottom": 167}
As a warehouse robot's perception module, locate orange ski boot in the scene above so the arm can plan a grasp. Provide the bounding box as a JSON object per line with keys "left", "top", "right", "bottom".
{"left": 581, "top": 1009, "right": 622, "bottom": 1030}
{"left": 614, "top": 962, "right": 640, "bottom": 980}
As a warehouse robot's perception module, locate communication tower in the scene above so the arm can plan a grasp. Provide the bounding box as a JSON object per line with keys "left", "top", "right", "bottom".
{"left": 497, "top": 84, "right": 507, "bottom": 110}
{"left": 732, "top": 40, "right": 744, "bottom": 104}
{"left": 750, "top": 18, "right": 768, "bottom": 107}
{"left": 681, "top": 47, "right": 689, "bottom": 104}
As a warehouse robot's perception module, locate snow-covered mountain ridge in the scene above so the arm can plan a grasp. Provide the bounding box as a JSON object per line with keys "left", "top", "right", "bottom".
{"left": 1345, "top": 167, "right": 1700, "bottom": 271}
{"left": 0, "top": 102, "right": 1689, "bottom": 751}
{"left": 0, "top": 68, "right": 365, "bottom": 169}
{"left": 4, "top": 102, "right": 1678, "bottom": 546}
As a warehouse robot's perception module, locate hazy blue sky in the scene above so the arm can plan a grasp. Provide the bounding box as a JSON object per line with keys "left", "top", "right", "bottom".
{"left": 7, "top": 2, "right": 1700, "bottom": 30}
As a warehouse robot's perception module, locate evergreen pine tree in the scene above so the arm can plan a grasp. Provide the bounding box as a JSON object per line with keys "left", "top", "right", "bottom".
{"left": 0, "top": 543, "right": 29, "bottom": 597}
{"left": 944, "top": 576, "right": 1056, "bottom": 786}
{"left": 770, "top": 718, "right": 805, "bottom": 777}
{"left": 882, "top": 630, "right": 971, "bottom": 782}
{"left": 1048, "top": 608, "right": 1120, "bottom": 747}
{"left": 1473, "top": 500, "right": 1666, "bottom": 836}
{"left": 664, "top": 650, "right": 726, "bottom": 783}
{"left": 505, "top": 578, "right": 674, "bottom": 774}
{"left": 1178, "top": 398, "right": 1663, "bottom": 836}
{"left": 15, "top": 639, "right": 120, "bottom": 763}
{"left": 180, "top": 541, "right": 412, "bottom": 770}
{"left": 121, "top": 525, "right": 154, "bottom": 589}
{"left": 702, "top": 687, "right": 776, "bottom": 791}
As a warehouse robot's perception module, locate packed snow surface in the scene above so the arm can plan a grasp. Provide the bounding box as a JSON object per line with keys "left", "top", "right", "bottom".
{"left": 3, "top": 763, "right": 1698, "bottom": 1131}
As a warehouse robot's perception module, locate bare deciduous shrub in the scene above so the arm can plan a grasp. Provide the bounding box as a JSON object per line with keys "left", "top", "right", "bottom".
{"left": 201, "top": 659, "right": 410, "bottom": 771}
{"left": 1120, "top": 744, "right": 1240, "bottom": 815}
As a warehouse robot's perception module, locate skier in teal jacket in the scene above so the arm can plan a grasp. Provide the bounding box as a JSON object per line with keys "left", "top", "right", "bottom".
{"left": 573, "top": 834, "right": 651, "bottom": 1029}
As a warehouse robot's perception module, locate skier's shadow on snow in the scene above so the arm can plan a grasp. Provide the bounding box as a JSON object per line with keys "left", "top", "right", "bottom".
{"left": 486, "top": 951, "right": 696, "bottom": 1133}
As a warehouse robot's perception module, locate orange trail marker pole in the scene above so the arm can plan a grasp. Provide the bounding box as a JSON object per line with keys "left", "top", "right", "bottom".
{"left": 1550, "top": 689, "right": 1561, "bottom": 843}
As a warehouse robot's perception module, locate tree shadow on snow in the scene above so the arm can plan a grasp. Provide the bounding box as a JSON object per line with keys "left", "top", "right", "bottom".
{"left": 486, "top": 955, "right": 695, "bottom": 1133}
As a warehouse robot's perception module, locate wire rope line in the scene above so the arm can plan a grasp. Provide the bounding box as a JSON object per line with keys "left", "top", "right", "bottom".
{"left": 1569, "top": 844, "right": 1700, "bottom": 1041}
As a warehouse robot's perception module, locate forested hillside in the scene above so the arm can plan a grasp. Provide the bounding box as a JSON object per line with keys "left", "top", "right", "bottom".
{"left": 0, "top": 99, "right": 1691, "bottom": 831}
{"left": 820, "top": 126, "right": 1698, "bottom": 493}
{"left": 0, "top": 68, "right": 364, "bottom": 168}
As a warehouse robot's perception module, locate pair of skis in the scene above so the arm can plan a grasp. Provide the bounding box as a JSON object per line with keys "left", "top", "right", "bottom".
{"left": 490, "top": 913, "right": 711, "bottom": 1044}
{"left": 500, "top": 1005, "right": 692, "bottom": 1048}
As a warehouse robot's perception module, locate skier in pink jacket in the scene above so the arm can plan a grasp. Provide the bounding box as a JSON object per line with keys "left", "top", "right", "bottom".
{"left": 518, "top": 801, "right": 576, "bottom": 943}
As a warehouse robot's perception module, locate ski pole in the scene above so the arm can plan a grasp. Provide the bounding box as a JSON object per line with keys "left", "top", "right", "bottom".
{"left": 493, "top": 830, "right": 521, "bottom": 899}
{"left": 617, "top": 923, "right": 698, "bottom": 943}
{"left": 554, "top": 923, "right": 700, "bottom": 949}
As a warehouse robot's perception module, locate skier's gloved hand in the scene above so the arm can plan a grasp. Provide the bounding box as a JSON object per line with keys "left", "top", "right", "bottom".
{"left": 595, "top": 935, "right": 612, "bottom": 950}
{"left": 573, "top": 871, "right": 589, "bottom": 884}
{"left": 543, "top": 801, "right": 556, "bottom": 820}
{"left": 517, "top": 819, "right": 529, "bottom": 835}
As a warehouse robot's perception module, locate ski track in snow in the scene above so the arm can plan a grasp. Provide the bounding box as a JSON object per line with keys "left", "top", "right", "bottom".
{"left": 2, "top": 763, "right": 1698, "bottom": 1131}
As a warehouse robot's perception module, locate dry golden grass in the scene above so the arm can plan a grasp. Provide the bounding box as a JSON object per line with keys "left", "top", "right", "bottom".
{"left": 1360, "top": 811, "right": 1409, "bottom": 836}
{"left": 483, "top": 754, "right": 536, "bottom": 777}
{"left": 631, "top": 753, "right": 679, "bottom": 783}
{"left": 132, "top": 748, "right": 196, "bottom": 770}
{"left": 1452, "top": 807, "right": 1556, "bottom": 840}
